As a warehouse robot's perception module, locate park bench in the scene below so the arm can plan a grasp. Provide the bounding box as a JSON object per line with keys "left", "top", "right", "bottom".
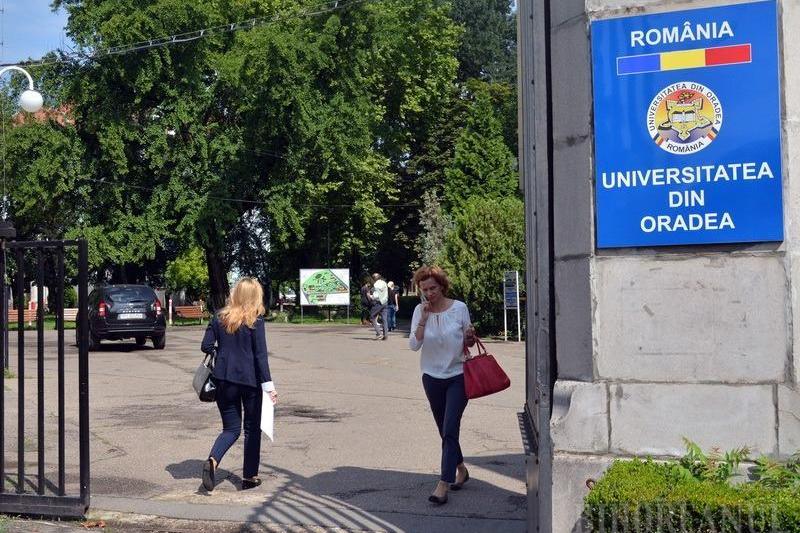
{"left": 7, "top": 308, "right": 37, "bottom": 325}
{"left": 174, "top": 305, "right": 207, "bottom": 324}
{"left": 63, "top": 308, "right": 79, "bottom": 322}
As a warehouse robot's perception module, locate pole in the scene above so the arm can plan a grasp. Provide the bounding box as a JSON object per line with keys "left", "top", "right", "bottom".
{"left": 504, "top": 275, "right": 508, "bottom": 342}
{"left": 168, "top": 297, "right": 173, "bottom": 326}
{"left": 516, "top": 271, "right": 522, "bottom": 342}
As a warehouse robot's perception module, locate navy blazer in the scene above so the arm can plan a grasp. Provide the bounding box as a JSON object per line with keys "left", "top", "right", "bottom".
{"left": 201, "top": 316, "right": 271, "bottom": 388}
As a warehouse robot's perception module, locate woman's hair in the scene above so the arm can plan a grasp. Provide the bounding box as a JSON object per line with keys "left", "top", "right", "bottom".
{"left": 413, "top": 266, "right": 450, "bottom": 295}
{"left": 218, "top": 277, "right": 266, "bottom": 334}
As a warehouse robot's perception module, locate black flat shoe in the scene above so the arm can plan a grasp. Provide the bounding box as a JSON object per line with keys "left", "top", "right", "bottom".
{"left": 202, "top": 458, "right": 215, "bottom": 491}
{"left": 428, "top": 493, "right": 448, "bottom": 505}
{"left": 242, "top": 477, "right": 262, "bottom": 490}
{"left": 450, "top": 469, "right": 469, "bottom": 490}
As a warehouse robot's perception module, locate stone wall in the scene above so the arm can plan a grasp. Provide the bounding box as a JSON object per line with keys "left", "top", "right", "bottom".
{"left": 548, "top": 1, "right": 800, "bottom": 531}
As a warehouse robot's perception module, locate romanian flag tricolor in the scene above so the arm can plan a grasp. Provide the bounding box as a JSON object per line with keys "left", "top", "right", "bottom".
{"left": 617, "top": 44, "right": 751, "bottom": 75}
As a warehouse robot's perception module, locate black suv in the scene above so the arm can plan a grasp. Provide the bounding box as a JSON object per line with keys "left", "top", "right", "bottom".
{"left": 79, "top": 285, "right": 166, "bottom": 350}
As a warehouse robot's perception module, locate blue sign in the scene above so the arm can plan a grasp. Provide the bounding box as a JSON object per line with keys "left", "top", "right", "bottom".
{"left": 591, "top": 1, "right": 783, "bottom": 248}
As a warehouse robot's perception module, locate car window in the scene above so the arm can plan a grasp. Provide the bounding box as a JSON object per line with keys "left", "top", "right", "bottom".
{"left": 105, "top": 287, "right": 155, "bottom": 304}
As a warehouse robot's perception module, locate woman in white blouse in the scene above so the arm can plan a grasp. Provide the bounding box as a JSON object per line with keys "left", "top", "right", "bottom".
{"left": 409, "top": 266, "right": 476, "bottom": 505}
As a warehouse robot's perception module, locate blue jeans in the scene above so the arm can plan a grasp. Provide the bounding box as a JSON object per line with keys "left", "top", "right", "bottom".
{"left": 209, "top": 380, "right": 263, "bottom": 478}
{"left": 422, "top": 373, "right": 468, "bottom": 483}
{"left": 387, "top": 304, "right": 397, "bottom": 330}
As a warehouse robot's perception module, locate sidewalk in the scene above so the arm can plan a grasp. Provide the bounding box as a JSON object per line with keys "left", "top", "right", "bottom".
{"left": 3, "top": 324, "right": 527, "bottom": 532}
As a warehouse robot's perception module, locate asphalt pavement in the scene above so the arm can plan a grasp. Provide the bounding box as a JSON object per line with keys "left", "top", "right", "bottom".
{"left": 2, "top": 321, "right": 527, "bottom": 532}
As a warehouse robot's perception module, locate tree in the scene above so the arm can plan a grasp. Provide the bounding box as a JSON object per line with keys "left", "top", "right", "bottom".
{"left": 451, "top": 0, "right": 516, "bottom": 83}
{"left": 165, "top": 246, "right": 209, "bottom": 302}
{"left": 443, "top": 85, "right": 519, "bottom": 210}
{"left": 48, "top": 0, "right": 461, "bottom": 307}
{"left": 414, "top": 190, "right": 452, "bottom": 268}
{"left": 439, "top": 196, "right": 525, "bottom": 334}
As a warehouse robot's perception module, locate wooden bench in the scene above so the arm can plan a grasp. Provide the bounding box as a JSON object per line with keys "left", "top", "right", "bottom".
{"left": 63, "top": 308, "right": 79, "bottom": 322}
{"left": 7, "top": 309, "right": 37, "bottom": 324}
{"left": 174, "top": 305, "right": 207, "bottom": 324}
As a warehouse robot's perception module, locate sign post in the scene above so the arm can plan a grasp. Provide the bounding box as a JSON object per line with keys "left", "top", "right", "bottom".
{"left": 503, "top": 271, "right": 521, "bottom": 342}
{"left": 591, "top": 1, "right": 783, "bottom": 248}
{"left": 299, "top": 268, "right": 351, "bottom": 324}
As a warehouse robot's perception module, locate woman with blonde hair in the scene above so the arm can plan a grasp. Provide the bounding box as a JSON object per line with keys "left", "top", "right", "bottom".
{"left": 409, "top": 266, "right": 475, "bottom": 505}
{"left": 200, "top": 277, "right": 277, "bottom": 491}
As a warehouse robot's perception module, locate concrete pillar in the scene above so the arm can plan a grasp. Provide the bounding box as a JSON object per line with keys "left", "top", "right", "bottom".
{"left": 544, "top": 1, "right": 800, "bottom": 530}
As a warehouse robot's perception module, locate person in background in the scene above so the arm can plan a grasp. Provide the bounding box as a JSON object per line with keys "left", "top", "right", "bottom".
{"left": 387, "top": 281, "right": 400, "bottom": 332}
{"left": 408, "top": 266, "right": 476, "bottom": 505}
{"left": 360, "top": 277, "right": 373, "bottom": 326}
{"left": 200, "top": 278, "right": 278, "bottom": 492}
{"left": 370, "top": 272, "right": 389, "bottom": 340}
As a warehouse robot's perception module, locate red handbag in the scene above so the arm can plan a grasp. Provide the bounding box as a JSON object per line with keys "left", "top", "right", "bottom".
{"left": 463, "top": 337, "right": 511, "bottom": 399}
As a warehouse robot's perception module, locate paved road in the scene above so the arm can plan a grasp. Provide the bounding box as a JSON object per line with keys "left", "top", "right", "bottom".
{"left": 2, "top": 323, "right": 527, "bottom": 532}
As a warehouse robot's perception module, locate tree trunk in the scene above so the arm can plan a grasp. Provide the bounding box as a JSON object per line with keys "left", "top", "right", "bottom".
{"left": 205, "top": 247, "right": 229, "bottom": 311}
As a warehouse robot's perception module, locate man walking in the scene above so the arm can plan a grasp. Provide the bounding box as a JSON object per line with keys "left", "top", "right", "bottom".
{"left": 370, "top": 273, "right": 389, "bottom": 340}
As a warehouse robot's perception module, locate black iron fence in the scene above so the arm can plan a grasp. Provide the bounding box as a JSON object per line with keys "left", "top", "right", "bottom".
{"left": 0, "top": 239, "right": 89, "bottom": 517}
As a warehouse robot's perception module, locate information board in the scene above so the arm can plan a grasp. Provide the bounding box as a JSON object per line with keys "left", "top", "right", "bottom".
{"left": 591, "top": 1, "right": 783, "bottom": 247}
{"left": 299, "top": 269, "right": 350, "bottom": 306}
{"left": 503, "top": 271, "right": 519, "bottom": 309}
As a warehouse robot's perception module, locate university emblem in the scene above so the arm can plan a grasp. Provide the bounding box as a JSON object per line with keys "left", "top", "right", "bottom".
{"left": 646, "top": 82, "right": 723, "bottom": 155}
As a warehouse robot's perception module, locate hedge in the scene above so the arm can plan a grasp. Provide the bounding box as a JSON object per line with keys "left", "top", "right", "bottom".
{"left": 584, "top": 459, "right": 800, "bottom": 532}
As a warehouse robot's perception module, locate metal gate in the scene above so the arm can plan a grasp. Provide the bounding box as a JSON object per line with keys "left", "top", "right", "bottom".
{"left": 0, "top": 239, "right": 89, "bottom": 517}
{"left": 518, "top": 0, "right": 556, "bottom": 531}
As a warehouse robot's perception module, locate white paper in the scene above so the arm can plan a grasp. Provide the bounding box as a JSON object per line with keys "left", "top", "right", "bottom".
{"left": 261, "top": 391, "right": 274, "bottom": 441}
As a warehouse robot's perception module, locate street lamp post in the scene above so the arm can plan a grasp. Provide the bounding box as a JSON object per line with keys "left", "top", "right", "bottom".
{"left": 0, "top": 65, "right": 44, "bottom": 238}
{"left": 0, "top": 65, "right": 43, "bottom": 369}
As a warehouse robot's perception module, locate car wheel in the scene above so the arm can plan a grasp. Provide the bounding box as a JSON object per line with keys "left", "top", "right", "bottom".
{"left": 135, "top": 336, "right": 146, "bottom": 347}
{"left": 152, "top": 333, "right": 166, "bottom": 350}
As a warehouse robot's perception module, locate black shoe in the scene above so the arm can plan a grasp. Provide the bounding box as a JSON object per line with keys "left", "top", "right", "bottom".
{"left": 428, "top": 493, "right": 448, "bottom": 505}
{"left": 450, "top": 469, "right": 469, "bottom": 490}
{"left": 202, "top": 458, "right": 215, "bottom": 491}
{"left": 242, "top": 477, "right": 262, "bottom": 490}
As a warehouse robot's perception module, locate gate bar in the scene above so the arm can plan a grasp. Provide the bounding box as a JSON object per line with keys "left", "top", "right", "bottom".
{"left": 77, "top": 240, "right": 89, "bottom": 506}
{"left": 15, "top": 247, "right": 24, "bottom": 493}
{"left": 56, "top": 247, "right": 65, "bottom": 496}
{"left": 0, "top": 244, "right": 5, "bottom": 493}
{"left": 36, "top": 250, "right": 45, "bottom": 495}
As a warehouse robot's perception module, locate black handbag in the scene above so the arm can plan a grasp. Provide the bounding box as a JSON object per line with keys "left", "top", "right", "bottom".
{"left": 192, "top": 351, "right": 217, "bottom": 402}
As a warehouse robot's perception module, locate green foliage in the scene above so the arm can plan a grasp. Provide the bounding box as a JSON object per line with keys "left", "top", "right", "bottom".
{"left": 753, "top": 452, "right": 800, "bottom": 489}
{"left": 3, "top": 118, "right": 90, "bottom": 240}
{"left": 439, "top": 196, "right": 524, "bottom": 334}
{"left": 443, "top": 85, "right": 518, "bottom": 210}
{"left": 451, "top": 0, "right": 516, "bottom": 83}
{"left": 64, "top": 286, "right": 78, "bottom": 309}
{"left": 165, "top": 247, "right": 209, "bottom": 300}
{"left": 672, "top": 437, "right": 751, "bottom": 484}
{"left": 9, "top": 0, "right": 518, "bottom": 310}
{"left": 415, "top": 190, "right": 453, "bottom": 269}
{"left": 585, "top": 459, "right": 800, "bottom": 532}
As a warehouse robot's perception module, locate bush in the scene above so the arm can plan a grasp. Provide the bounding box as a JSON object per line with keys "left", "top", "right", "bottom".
{"left": 439, "top": 196, "right": 525, "bottom": 334}
{"left": 584, "top": 459, "right": 800, "bottom": 532}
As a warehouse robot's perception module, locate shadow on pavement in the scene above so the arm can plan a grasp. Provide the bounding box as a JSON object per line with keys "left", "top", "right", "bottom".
{"left": 165, "top": 459, "right": 243, "bottom": 494}
{"left": 466, "top": 453, "right": 526, "bottom": 483}
{"left": 244, "top": 462, "right": 524, "bottom": 532}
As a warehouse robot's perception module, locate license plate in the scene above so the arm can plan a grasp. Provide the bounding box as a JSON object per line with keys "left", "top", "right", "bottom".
{"left": 119, "top": 313, "right": 145, "bottom": 320}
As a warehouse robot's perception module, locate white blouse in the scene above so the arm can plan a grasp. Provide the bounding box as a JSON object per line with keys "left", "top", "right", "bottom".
{"left": 408, "top": 300, "right": 472, "bottom": 379}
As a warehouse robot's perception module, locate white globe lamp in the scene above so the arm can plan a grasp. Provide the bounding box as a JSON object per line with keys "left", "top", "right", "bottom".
{"left": 19, "top": 89, "right": 43, "bottom": 113}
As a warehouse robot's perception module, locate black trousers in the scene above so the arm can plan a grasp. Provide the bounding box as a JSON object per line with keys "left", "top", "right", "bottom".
{"left": 422, "top": 373, "right": 468, "bottom": 483}
{"left": 209, "top": 380, "right": 263, "bottom": 478}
